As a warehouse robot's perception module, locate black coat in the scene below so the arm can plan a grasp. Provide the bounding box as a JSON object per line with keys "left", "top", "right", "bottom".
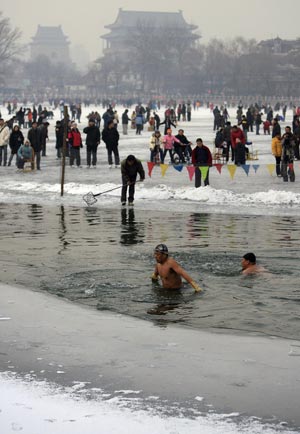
{"left": 9, "top": 130, "right": 24, "bottom": 153}
{"left": 27, "top": 127, "right": 41, "bottom": 152}
{"left": 102, "top": 127, "right": 119, "bottom": 148}
{"left": 83, "top": 125, "right": 101, "bottom": 148}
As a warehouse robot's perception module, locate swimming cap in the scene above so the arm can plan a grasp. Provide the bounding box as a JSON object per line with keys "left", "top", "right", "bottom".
{"left": 154, "top": 244, "right": 168, "bottom": 255}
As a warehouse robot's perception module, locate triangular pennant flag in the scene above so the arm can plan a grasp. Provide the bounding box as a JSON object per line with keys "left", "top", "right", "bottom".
{"left": 227, "top": 164, "right": 237, "bottom": 180}
{"left": 160, "top": 163, "right": 169, "bottom": 177}
{"left": 241, "top": 164, "right": 250, "bottom": 176}
{"left": 214, "top": 163, "right": 223, "bottom": 174}
{"left": 186, "top": 165, "right": 195, "bottom": 181}
{"left": 173, "top": 164, "right": 184, "bottom": 172}
{"left": 147, "top": 161, "right": 155, "bottom": 177}
{"left": 267, "top": 164, "right": 275, "bottom": 176}
{"left": 199, "top": 166, "right": 209, "bottom": 180}
{"left": 252, "top": 164, "right": 260, "bottom": 173}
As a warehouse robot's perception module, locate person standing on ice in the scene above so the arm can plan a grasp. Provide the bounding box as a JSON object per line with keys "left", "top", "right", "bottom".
{"left": 191, "top": 138, "right": 212, "bottom": 187}
{"left": 121, "top": 109, "right": 130, "bottom": 135}
{"left": 0, "top": 118, "right": 10, "bottom": 166}
{"left": 68, "top": 122, "right": 82, "bottom": 168}
{"left": 120, "top": 155, "right": 145, "bottom": 206}
{"left": 83, "top": 118, "right": 101, "bottom": 168}
{"left": 27, "top": 121, "right": 42, "bottom": 170}
{"left": 102, "top": 119, "right": 120, "bottom": 168}
{"left": 162, "top": 128, "right": 180, "bottom": 164}
{"left": 281, "top": 126, "right": 296, "bottom": 182}
{"left": 8, "top": 124, "right": 24, "bottom": 166}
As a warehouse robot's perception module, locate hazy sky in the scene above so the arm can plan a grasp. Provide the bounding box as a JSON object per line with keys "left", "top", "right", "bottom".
{"left": 2, "top": 0, "right": 300, "bottom": 62}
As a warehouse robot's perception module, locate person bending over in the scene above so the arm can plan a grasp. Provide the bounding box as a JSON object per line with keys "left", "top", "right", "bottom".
{"left": 152, "top": 244, "right": 202, "bottom": 292}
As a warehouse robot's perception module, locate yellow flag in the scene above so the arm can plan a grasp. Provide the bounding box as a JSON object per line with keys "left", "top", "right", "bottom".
{"left": 227, "top": 164, "right": 237, "bottom": 180}
{"left": 199, "top": 166, "right": 209, "bottom": 180}
{"left": 160, "top": 163, "right": 169, "bottom": 177}
{"left": 267, "top": 164, "right": 276, "bottom": 176}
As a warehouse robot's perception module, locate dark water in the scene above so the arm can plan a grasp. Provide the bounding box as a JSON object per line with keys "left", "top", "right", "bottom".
{"left": 0, "top": 203, "right": 299, "bottom": 339}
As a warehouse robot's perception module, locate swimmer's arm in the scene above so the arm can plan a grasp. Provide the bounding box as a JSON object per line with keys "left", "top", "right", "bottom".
{"left": 170, "top": 259, "right": 202, "bottom": 292}
{"left": 151, "top": 265, "right": 159, "bottom": 281}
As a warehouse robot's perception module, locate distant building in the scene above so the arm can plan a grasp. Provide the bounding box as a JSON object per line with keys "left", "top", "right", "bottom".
{"left": 97, "top": 9, "right": 200, "bottom": 92}
{"left": 30, "top": 25, "right": 71, "bottom": 62}
{"left": 258, "top": 37, "right": 300, "bottom": 54}
{"left": 102, "top": 8, "right": 199, "bottom": 53}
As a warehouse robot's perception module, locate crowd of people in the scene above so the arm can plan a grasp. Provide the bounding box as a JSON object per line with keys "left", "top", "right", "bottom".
{"left": 0, "top": 99, "right": 299, "bottom": 185}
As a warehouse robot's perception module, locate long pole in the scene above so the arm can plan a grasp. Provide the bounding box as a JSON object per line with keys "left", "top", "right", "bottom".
{"left": 61, "top": 105, "right": 69, "bottom": 196}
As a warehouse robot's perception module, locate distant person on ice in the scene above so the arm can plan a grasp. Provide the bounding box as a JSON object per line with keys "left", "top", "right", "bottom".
{"left": 241, "top": 253, "right": 266, "bottom": 275}
{"left": 152, "top": 244, "right": 202, "bottom": 292}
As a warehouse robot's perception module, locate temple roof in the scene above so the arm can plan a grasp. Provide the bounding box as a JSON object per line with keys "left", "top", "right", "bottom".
{"left": 31, "top": 25, "right": 69, "bottom": 45}
{"left": 103, "top": 9, "right": 198, "bottom": 36}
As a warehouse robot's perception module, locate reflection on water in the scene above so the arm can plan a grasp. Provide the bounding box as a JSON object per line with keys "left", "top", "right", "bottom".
{"left": 0, "top": 203, "right": 299, "bottom": 339}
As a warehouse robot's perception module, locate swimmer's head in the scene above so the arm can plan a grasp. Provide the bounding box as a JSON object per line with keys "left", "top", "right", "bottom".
{"left": 243, "top": 252, "right": 256, "bottom": 264}
{"left": 154, "top": 244, "right": 168, "bottom": 256}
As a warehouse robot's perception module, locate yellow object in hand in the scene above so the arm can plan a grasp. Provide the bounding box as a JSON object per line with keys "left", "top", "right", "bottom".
{"left": 151, "top": 273, "right": 159, "bottom": 281}
{"left": 190, "top": 280, "right": 202, "bottom": 293}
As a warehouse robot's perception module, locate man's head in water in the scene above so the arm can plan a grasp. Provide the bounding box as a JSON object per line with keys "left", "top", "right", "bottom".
{"left": 241, "top": 252, "right": 256, "bottom": 270}
{"left": 154, "top": 244, "right": 168, "bottom": 263}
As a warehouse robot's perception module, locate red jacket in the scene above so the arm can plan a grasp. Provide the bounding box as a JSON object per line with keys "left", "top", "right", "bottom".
{"left": 68, "top": 129, "right": 82, "bottom": 147}
{"left": 230, "top": 128, "right": 245, "bottom": 149}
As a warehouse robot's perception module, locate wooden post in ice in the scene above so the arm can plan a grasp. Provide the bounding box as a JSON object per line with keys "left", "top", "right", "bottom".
{"left": 61, "top": 106, "right": 69, "bottom": 196}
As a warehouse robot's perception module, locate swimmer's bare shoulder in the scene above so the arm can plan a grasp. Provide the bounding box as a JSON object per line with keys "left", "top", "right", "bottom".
{"left": 242, "top": 265, "right": 268, "bottom": 275}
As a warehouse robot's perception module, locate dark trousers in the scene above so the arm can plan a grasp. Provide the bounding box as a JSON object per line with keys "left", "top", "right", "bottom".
{"left": 162, "top": 149, "right": 174, "bottom": 163}
{"left": 275, "top": 156, "right": 281, "bottom": 176}
{"left": 195, "top": 166, "right": 209, "bottom": 188}
{"left": 150, "top": 147, "right": 163, "bottom": 163}
{"left": 86, "top": 145, "right": 98, "bottom": 166}
{"left": 42, "top": 142, "right": 46, "bottom": 156}
{"left": 107, "top": 144, "right": 120, "bottom": 165}
{"left": 70, "top": 147, "right": 81, "bottom": 166}
{"left": 0, "top": 145, "right": 8, "bottom": 165}
{"left": 281, "top": 160, "right": 295, "bottom": 182}
{"left": 8, "top": 151, "right": 18, "bottom": 166}
{"left": 121, "top": 176, "right": 136, "bottom": 203}
{"left": 17, "top": 158, "right": 34, "bottom": 170}
{"left": 35, "top": 151, "right": 41, "bottom": 170}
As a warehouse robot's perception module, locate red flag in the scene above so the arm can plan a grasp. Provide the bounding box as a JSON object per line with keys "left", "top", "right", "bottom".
{"left": 186, "top": 165, "right": 195, "bottom": 181}
{"left": 214, "top": 164, "right": 223, "bottom": 174}
{"left": 147, "top": 161, "right": 155, "bottom": 177}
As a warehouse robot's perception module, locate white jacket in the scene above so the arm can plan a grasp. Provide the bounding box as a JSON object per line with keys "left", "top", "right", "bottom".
{"left": 0, "top": 124, "right": 10, "bottom": 147}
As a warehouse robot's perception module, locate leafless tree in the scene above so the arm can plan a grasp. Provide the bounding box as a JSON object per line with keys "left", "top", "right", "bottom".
{"left": 0, "top": 11, "right": 22, "bottom": 79}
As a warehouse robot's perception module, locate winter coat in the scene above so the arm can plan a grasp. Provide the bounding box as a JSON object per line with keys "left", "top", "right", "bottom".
{"left": 83, "top": 125, "right": 101, "bottom": 148}
{"left": 271, "top": 137, "right": 282, "bottom": 158}
{"left": 162, "top": 134, "right": 180, "bottom": 150}
{"left": 149, "top": 133, "right": 163, "bottom": 150}
{"left": 101, "top": 126, "right": 119, "bottom": 148}
{"left": 27, "top": 127, "right": 41, "bottom": 152}
{"left": 121, "top": 157, "right": 145, "bottom": 183}
{"left": 68, "top": 129, "right": 82, "bottom": 148}
{"left": 0, "top": 124, "right": 10, "bottom": 147}
{"left": 192, "top": 144, "right": 212, "bottom": 166}
{"left": 230, "top": 128, "right": 246, "bottom": 149}
{"left": 281, "top": 133, "right": 296, "bottom": 162}
{"left": 9, "top": 129, "right": 24, "bottom": 153}
{"left": 122, "top": 111, "right": 130, "bottom": 125}
{"left": 135, "top": 113, "right": 144, "bottom": 126}
{"left": 17, "top": 144, "right": 34, "bottom": 161}
{"left": 38, "top": 125, "right": 48, "bottom": 146}
{"left": 272, "top": 122, "right": 281, "bottom": 138}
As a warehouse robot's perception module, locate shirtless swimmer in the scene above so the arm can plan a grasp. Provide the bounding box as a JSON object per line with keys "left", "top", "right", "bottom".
{"left": 151, "top": 244, "right": 202, "bottom": 292}
{"left": 241, "top": 252, "right": 266, "bottom": 275}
